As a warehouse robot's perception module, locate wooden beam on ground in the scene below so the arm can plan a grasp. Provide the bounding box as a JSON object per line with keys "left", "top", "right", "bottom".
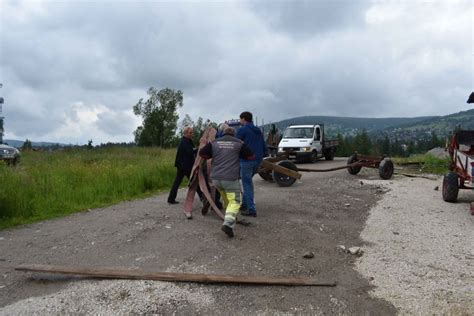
{"left": 16, "top": 264, "right": 336, "bottom": 287}
{"left": 261, "top": 160, "right": 302, "bottom": 180}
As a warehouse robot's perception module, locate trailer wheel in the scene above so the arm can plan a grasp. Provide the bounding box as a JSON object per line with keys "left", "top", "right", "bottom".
{"left": 258, "top": 157, "right": 275, "bottom": 182}
{"left": 347, "top": 154, "right": 361, "bottom": 175}
{"left": 258, "top": 170, "right": 274, "bottom": 182}
{"left": 324, "top": 149, "right": 335, "bottom": 161}
{"left": 273, "top": 160, "right": 298, "bottom": 187}
{"left": 378, "top": 158, "right": 394, "bottom": 179}
{"left": 442, "top": 172, "right": 459, "bottom": 202}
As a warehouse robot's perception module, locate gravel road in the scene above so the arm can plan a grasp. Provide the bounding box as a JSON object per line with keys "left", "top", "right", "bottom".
{"left": 356, "top": 172, "right": 474, "bottom": 314}
{"left": 0, "top": 158, "right": 471, "bottom": 314}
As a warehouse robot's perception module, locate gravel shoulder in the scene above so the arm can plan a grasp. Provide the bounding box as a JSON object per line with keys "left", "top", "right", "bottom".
{"left": 356, "top": 172, "right": 474, "bottom": 314}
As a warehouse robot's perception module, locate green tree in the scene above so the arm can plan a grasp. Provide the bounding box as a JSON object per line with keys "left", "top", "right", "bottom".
{"left": 178, "top": 115, "right": 217, "bottom": 145}
{"left": 22, "top": 139, "right": 32, "bottom": 151}
{"left": 381, "top": 135, "right": 391, "bottom": 156}
{"left": 353, "top": 129, "right": 372, "bottom": 155}
{"left": 429, "top": 132, "right": 441, "bottom": 149}
{"left": 133, "top": 87, "right": 183, "bottom": 147}
{"left": 335, "top": 133, "right": 352, "bottom": 157}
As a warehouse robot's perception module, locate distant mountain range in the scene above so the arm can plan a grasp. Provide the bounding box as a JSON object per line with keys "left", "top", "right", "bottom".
{"left": 265, "top": 108, "right": 474, "bottom": 141}
{"left": 3, "top": 140, "right": 69, "bottom": 148}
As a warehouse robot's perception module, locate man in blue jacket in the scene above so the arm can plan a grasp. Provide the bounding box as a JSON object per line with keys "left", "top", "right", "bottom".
{"left": 236, "top": 111, "right": 267, "bottom": 217}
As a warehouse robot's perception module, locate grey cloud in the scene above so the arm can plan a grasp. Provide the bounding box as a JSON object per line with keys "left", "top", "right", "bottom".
{"left": 0, "top": 0, "right": 471, "bottom": 144}
{"left": 247, "top": 0, "right": 371, "bottom": 37}
{"left": 95, "top": 109, "right": 136, "bottom": 136}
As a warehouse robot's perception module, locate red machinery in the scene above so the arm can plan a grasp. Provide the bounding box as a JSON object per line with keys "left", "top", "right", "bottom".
{"left": 442, "top": 129, "right": 474, "bottom": 214}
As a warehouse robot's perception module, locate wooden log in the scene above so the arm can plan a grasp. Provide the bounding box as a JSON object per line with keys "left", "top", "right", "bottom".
{"left": 261, "top": 160, "right": 302, "bottom": 180}
{"left": 15, "top": 264, "right": 336, "bottom": 287}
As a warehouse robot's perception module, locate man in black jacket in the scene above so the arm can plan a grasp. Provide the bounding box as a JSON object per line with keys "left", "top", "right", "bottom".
{"left": 168, "top": 127, "right": 202, "bottom": 204}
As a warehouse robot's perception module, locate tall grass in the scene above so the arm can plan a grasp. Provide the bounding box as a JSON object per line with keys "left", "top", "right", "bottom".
{"left": 393, "top": 154, "right": 450, "bottom": 175}
{"left": 0, "top": 147, "right": 177, "bottom": 229}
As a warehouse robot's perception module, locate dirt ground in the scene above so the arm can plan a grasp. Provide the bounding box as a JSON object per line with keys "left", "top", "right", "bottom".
{"left": 0, "top": 157, "right": 468, "bottom": 314}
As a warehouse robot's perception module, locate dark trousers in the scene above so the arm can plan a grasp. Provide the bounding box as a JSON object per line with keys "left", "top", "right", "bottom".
{"left": 168, "top": 168, "right": 202, "bottom": 202}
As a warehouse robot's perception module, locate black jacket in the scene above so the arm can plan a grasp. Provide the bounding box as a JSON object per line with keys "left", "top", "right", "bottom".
{"left": 174, "top": 137, "right": 196, "bottom": 172}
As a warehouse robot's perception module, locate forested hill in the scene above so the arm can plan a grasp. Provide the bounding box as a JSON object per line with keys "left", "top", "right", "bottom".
{"left": 266, "top": 115, "right": 435, "bottom": 137}
{"left": 384, "top": 109, "right": 474, "bottom": 140}
{"left": 266, "top": 109, "right": 474, "bottom": 140}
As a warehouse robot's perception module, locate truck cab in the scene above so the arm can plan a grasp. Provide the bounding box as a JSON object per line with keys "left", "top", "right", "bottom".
{"left": 278, "top": 125, "right": 323, "bottom": 162}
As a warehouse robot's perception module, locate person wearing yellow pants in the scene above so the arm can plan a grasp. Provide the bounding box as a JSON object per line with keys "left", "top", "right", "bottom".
{"left": 213, "top": 180, "right": 241, "bottom": 233}
{"left": 199, "top": 127, "right": 255, "bottom": 237}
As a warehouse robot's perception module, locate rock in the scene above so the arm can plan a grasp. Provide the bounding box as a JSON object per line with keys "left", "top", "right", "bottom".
{"left": 344, "top": 203, "right": 351, "bottom": 207}
{"left": 434, "top": 186, "right": 439, "bottom": 191}
{"left": 392, "top": 231, "right": 400, "bottom": 235}
{"left": 337, "top": 245, "right": 346, "bottom": 252}
{"left": 303, "top": 251, "right": 315, "bottom": 259}
{"left": 348, "top": 247, "right": 363, "bottom": 256}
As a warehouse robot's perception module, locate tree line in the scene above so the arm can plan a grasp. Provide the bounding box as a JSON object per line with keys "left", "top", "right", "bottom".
{"left": 335, "top": 130, "right": 445, "bottom": 157}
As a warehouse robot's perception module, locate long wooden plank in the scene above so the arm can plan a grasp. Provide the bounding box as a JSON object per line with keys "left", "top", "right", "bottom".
{"left": 261, "top": 160, "right": 302, "bottom": 180}
{"left": 15, "top": 264, "right": 336, "bottom": 287}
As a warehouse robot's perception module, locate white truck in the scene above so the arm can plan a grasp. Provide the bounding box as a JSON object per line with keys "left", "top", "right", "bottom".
{"left": 277, "top": 124, "right": 338, "bottom": 163}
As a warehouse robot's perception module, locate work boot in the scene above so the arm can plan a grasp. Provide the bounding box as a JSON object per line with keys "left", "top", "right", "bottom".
{"left": 240, "top": 209, "right": 257, "bottom": 217}
{"left": 221, "top": 224, "right": 234, "bottom": 238}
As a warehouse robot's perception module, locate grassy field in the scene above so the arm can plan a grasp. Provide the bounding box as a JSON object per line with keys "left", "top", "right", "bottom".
{"left": 393, "top": 154, "right": 450, "bottom": 175}
{"left": 0, "top": 147, "right": 177, "bottom": 229}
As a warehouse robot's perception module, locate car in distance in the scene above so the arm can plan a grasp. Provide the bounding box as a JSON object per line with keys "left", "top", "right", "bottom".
{"left": 0, "top": 144, "right": 21, "bottom": 165}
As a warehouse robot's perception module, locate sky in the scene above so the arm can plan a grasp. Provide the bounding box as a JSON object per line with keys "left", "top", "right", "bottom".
{"left": 0, "top": 0, "right": 472, "bottom": 144}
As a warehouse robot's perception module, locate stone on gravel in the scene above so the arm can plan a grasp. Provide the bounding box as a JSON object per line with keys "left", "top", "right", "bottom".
{"left": 348, "top": 247, "right": 363, "bottom": 256}
{"left": 303, "top": 251, "right": 315, "bottom": 259}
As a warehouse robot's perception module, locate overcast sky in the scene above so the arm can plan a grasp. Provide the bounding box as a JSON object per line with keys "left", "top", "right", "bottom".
{"left": 0, "top": 0, "right": 472, "bottom": 144}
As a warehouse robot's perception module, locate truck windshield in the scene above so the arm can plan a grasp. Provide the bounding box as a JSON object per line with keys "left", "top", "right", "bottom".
{"left": 283, "top": 128, "right": 314, "bottom": 139}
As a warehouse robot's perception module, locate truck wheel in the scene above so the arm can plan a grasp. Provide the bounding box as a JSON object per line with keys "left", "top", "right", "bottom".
{"left": 273, "top": 160, "right": 298, "bottom": 187}
{"left": 347, "top": 154, "right": 361, "bottom": 175}
{"left": 309, "top": 151, "right": 318, "bottom": 163}
{"left": 324, "top": 149, "right": 334, "bottom": 161}
{"left": 378, "top": 158, "right": 394, "bottom": 179}
{"left": 442, "top": 172, "right": 459, "bottom": 202}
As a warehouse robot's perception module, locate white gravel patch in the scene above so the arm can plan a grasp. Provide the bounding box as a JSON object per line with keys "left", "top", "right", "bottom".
{"left": 0, "top": 275, "right": 215, "bottom": 315}
{"left": 356, "top": 176, "right": 474, "bottom": 315}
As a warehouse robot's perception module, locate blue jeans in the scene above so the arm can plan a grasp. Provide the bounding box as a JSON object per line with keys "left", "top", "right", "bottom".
{"left": 240, "top": 160, "right": 260, "bottom": 213}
